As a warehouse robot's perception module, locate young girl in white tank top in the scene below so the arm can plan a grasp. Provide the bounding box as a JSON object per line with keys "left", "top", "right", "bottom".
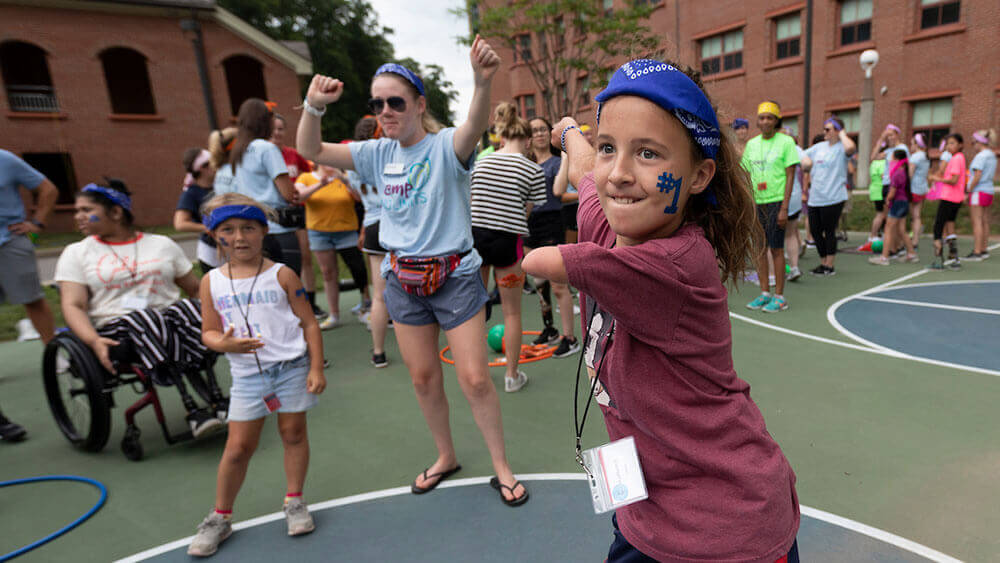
{"left": 188, "top": 193, "right": 326, "bottom": 557}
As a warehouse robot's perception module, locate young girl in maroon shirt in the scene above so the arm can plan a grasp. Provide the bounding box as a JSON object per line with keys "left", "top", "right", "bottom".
{"left": 523, "top": 59, "right": 800, "bottom": 562}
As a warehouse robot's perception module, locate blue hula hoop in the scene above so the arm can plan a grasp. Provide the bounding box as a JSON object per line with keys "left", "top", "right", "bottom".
{"left": 0, "top": 475, "right": 108, "bottom": 562}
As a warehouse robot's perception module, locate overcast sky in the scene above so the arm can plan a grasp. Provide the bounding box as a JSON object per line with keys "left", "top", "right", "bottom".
{"left": 368, "top": 0, "right": 475, "bottom": 122}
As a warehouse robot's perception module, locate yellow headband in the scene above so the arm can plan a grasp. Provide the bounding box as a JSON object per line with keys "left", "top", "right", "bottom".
{"left": 579, "top": 125, "right": 591, "bottom": 132}
{"left": 757, "top": 102, "right": 782, "bottom": 118}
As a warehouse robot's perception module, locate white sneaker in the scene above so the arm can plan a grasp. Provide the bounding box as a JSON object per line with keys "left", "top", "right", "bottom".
{"left": 284, "top": 497, "right": 315, "bottom": 536}
{"left": 319, "top": 315, "right": 339, "bottom": 330}
{"left": 15, "top": 318, "right": 40, "bottom": 342}
{"left": 504, "top": 370, "right": 528, "bottom": 393}
{"left": 188, "top": 511, "right": 233, "bottom": 557}
{"left": 787, "top": 266, "right": 802, "bottom": 281}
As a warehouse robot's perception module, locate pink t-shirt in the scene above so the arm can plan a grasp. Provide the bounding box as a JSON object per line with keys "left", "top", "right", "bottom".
{"left": 936, "top": 152, "right": 967, "bottom": 204}
{"left": 559, "top": 174, "right": 799, "bottom": 562}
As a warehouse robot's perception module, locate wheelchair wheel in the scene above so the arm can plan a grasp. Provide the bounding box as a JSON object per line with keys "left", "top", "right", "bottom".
{"left": 42, "top": 333, "right": 112, "bottom": 452}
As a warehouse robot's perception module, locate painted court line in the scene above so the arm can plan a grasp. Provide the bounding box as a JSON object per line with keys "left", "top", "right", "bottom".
{"left": 854, "top": 295, "right": 1000, "bottom": 316}
{"left": 114, "top": 475, "right": 959, "bottom": 563}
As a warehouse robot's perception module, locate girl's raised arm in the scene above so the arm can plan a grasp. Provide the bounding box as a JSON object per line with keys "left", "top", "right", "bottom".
{"left": 453, "top": 35, "right": 501, "bottom": 163}
{"left": 297, "top": 74, "right": 355, "bottom": 170}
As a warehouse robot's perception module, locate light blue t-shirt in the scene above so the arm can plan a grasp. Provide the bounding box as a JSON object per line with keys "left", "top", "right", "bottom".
{"left": 881, "top": 143, "right": 909, "bottom": 186}
{"left": 233, "top": 139, "right": 292, "bottom": 234}
{"left": 1, "top": 150, "right": 47, "bottom": 247}
{"left": 349, "top": 128, "right": 481, "bottom": 276}
{"left": 347, "top": 170, "right": 381, "bottom": 227}
{"left": 804, "top": 141, "right": 849, "bottom": 207}
{"left": 909, "top": 150, "right": 930, "bottom": 195}
{"left": 969, "top": 148, "right": 997, "bottom": 194}
{"left": 789, "top": 146, "right": 804, "bottom": 216}
{"left": 213, "top": 162, "right": 236, "bottom": 195}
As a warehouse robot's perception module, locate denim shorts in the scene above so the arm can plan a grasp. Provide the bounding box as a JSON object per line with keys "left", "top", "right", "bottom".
{"left": 308, "top": 229, "right": 359, "bottom": 251}
{"left": 888, "top": 199, "right": 909, "bottom": 219}
{"left": 227, "top": 353, "right": 317, "bottom": 421}
{"left": 384, "top": 269, "right": 489, "bottom": 330}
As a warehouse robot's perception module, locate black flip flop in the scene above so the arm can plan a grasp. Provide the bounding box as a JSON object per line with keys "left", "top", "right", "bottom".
{"left": 489, "top": 476, "right": 530, "bottom": 507}
{"left": 411, "top": 464, "right": 462, "bottom": 494}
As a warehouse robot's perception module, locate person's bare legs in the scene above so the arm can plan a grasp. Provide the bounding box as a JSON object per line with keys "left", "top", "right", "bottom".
{"left": 494, "top": 263, "right": 524, "bottom": 380}
{"left": 784, "top": 217, "right": 800, "bottom": 272}
{"left": 910, "top": 200, "right": 924, "bottom": 247}
{"left": 970, "top": 205, "right": 984, "bottom": 254}
{"left": 881, "top": 216, "right": 898, "bottom": 260}
{"left": 23, "top": 297, "right": 55, "bottom": 344}
{"left": 445, "top": 309, "right": 522, "bottom": 501}
{"left": 870, "top": 205, "right": 887, "bottom": 240}
{"left": 312, "top": 248, "right": 340, "bottom": 318}
{"left": 755, "top": 249, "right": 771, "bottom": 294}
{"left": 395, "top": 321, "right": 458, "bottom": 489}
{"left": 215, "top": 418, "right": 267, "bottom": 511}
{"left": 296, "top": 230, "right": 316, "bottom": 294}
{"left": 980, "top": 206, "right": 991, "bottom": 254}
{"left": 277, "top": 412, "right": 309, "bottom": 495}
{"left": 771, "top": 248, "right": 786, "bottom": 296}
{"left": 367, "top": 253, "right": 388, "bottom": 355}
{"left": 552, "top": 282, "right": 575, "bottom": 340}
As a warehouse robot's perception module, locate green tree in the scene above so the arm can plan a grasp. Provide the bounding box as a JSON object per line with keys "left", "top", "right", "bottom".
{"left": 218, "top": 0, "right": 457, "bottom": 138}
{"left": 458, "top": 0, "right": 664, "bottom": 122}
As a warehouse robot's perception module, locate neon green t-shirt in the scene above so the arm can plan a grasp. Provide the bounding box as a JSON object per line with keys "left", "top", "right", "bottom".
{"left": 868, "top": 159, "right": 886, "bottom": 201}
{"left": 741, "top": 133, "right": 800, "bottom": 204}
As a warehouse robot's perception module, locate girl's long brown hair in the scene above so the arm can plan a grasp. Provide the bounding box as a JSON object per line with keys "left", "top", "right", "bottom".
{"left": 674, "top": 64, "right": 763, "bottom": 288}
{"left": 229, "top": 98, "right": 274, "bottom": 172}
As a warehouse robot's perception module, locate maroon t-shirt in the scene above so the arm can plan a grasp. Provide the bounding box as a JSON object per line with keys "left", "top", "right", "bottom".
{"left": 560, "top": 174, "right": 799, "bottom": 562}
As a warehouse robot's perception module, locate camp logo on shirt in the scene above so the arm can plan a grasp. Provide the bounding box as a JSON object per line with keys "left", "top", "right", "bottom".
{"left": 384, "top": 158, "right": 431, "bottom": 210}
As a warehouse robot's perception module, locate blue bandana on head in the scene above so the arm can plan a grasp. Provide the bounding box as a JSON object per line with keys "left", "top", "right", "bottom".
{"left": 732, "top": 118, "right": 749, "bottom": 130}
{"left": 203, "top": 205, "right": 268, "bottom": 231}
{"left": 82, "top": 183, "right": 132, "bottom": 212}
{"left": 374, "top": 63, "right": 425, "bottom": 97}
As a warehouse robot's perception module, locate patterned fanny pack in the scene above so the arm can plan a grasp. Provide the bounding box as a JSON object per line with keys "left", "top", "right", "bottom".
{"left": 390, "top": 250, "right": 469, "bottom": 297}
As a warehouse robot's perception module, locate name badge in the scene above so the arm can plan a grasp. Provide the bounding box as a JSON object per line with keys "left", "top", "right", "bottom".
{"left": 384, "top": 162, "right": 405, "bottom": 175}
{"left": 581, "top": 436, "right": 648, "bottom": 514}
{"left": 121, "top": 295, "right": 149, "bottom": 311}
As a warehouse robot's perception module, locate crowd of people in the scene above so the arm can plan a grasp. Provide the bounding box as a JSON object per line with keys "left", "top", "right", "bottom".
{"left": 1, "top": 31, "right": 997, "bottom": 562}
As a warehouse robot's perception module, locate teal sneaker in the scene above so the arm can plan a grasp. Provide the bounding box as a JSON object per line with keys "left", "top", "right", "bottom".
{"left": 762, "top": 296, "right": 788, "bottom": 313}
{"left": 746, "top": 294, "right": 772, "bottom": 310}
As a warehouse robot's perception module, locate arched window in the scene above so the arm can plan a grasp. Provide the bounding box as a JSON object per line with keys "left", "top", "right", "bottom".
{"left": 100, "top": 47, "right": 156, "bottom": 114}
{"left": 0, "top": 41, "right": 58, "bottom": 112}
{"left": 223, "top": 55, "right": 267, "bottom": 116}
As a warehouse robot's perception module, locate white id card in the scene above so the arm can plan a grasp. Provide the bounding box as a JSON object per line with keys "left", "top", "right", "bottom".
{"left": 121, "top": 295, "right": 149, "bottom": 311}
{"left": 581, "top": 436, "right": 648, "bottom": 514}
{"left": 383, "top": 162, "right": 405, "bottom": 175}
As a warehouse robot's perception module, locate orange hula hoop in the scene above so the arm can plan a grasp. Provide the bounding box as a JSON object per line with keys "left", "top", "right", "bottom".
{"left": 439, "top": 330, "right": 557, "bottom": 367}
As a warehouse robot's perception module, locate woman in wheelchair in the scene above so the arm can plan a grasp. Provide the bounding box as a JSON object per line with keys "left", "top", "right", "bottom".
{"left": 54, "top": 179, "right": 226, "bottom": 438}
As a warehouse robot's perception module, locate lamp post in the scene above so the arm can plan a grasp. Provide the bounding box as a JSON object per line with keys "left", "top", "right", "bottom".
{"left": 856, "top": 49, "right": 879, "bottom": 190}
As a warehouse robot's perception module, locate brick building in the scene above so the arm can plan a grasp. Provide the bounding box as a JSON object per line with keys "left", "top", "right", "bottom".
{"left": 481, "top": 0, "right": 999, "bottom": 150}
{"left": 1, "top": 0, "right": 311, "bottom": 230}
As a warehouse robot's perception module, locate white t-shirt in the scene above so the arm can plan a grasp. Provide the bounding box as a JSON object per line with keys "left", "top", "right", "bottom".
{"left": 347, "top": 170, "right": 381, "bottom": 227}
{"left": 54, "top": 233, "right": 193, "bottom": 328}
{"left": 208, "top": 263, "right": 306, "bottom": 377}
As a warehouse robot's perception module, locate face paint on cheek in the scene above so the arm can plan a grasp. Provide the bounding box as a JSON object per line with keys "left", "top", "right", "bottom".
{"left": 88, "top": 215, "right": 101, "bottom": 223}
{"left": 656, "top": 172, "right": 683, "bottom": 214}
{"left": 218, "top": 237, "right": 229, "bottom": 247}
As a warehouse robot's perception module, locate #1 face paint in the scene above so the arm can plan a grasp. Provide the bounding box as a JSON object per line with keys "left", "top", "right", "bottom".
{"left": 218, "top": 237, "right": 229, "bottom": 247}
{"left": 656, "top": 172, "right": 682, "bottom": 214}
{"left": 88, "top": 215, "right": 101, "bottom": 223}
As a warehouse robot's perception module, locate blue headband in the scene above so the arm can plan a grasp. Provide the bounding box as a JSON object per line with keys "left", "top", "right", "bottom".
{"left": 82, "top": 183, "right": 132, "bottom": 212}
{"left": 824, "top": 118, "right": 842, "bottom": 131}
{"left": 203, "top": 205, "right": 268, "bottom": 231}
{"left": 732, "top": 118, "right": 749, "bottom": 129}
{"left": 374, "top": 63, "right": 425, "bottom": 97}
{"left": 596, "top": 60, "right": 721, "bottom": 160}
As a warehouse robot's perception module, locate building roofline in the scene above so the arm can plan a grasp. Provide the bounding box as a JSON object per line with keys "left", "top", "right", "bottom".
{"left": 211, "top": 7, "right": 312, "bottom": 75}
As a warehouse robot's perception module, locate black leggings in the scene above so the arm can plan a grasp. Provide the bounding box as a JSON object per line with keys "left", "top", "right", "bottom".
{"left": 808, "top": 202, "right": 844, "bottom": 258}
{"left": 932, "top": 200, "right": 962, "bottom": 241}
{"left": 263, "top": 232, "right": 302, "bottom": 276}
{"left": 336, "top": 246, "right": 368, "bottom": 291}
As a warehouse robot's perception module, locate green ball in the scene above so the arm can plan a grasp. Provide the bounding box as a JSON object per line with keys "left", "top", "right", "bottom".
{"left": 871, "top": 239, "right": 883, "bottom": 253}
{"left": 487, "top": 325, "right": 505, "bottom": 353}
{"left": 785, "top": 264, "right": 791, "bottom": 274}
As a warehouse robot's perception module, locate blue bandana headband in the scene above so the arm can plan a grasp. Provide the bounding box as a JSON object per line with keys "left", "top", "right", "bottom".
{"left": 374, "top": 63, "right": 425, "bottom": 97}
{"left": 203, "top": 205, "right": 268, "bottom": 231}
{"left": 732, "top": 118, "right": 749, "bottom": 129}
{"left": 82, "top": 183, "right": 132, "bottom": 212}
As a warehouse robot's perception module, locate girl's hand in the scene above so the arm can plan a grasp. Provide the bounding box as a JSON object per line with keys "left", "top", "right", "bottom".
{"left": 551, "top": 117, "right": 580, "bottom": 151}
{"left": 307, "top": 369, "right": 326, "bottom": 394}
{"left": 470, "top": 35, "right": 501, "bottom": 86}
{"left": 305, "top": 74, "right": 343, "bottom": 108}
{"left": 218, "top": 325, "right": 265, "bottom": 354}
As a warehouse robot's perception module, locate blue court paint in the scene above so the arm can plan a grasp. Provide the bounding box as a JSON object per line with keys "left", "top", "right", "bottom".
{"left": 656, "top": 172, "right": 682, "bottom": 214}
{"left": 88, "top": 215, "right": 100, "bottom": 223}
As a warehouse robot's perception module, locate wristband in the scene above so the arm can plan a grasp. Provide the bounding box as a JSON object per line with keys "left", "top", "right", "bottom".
{"left": 303, "top": 98, "right": 326, "bottom": 117}
{"left": 560, "top": 125, "right": 580, "bottom": 153}
{"left": 30, "top": 219, "right": 44, "bottom": 229}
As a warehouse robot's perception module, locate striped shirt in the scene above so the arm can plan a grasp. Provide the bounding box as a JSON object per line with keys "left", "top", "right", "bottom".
{"left": 470, "top": 153, "right": 546, "bottom": 235}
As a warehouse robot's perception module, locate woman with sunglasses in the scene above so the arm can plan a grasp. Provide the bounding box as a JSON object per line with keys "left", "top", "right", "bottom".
{"left": 297, "top": 37, "right": 529, "bottom": 506}
{"left": 176, "top": 147, "right": 220, "bottom": 272}
{"left": 802, "top": 116, "right": 855, "bottom": 275}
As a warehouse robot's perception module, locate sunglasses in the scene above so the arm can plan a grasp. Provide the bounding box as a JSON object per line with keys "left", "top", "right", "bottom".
{"left": 368, "top": 96, "right": 406, "bottom": 114}
{"left": 823, "top": 127, "right": 834, "bottom": 132}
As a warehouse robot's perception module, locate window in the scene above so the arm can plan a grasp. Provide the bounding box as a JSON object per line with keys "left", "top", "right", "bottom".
{"left": 839, "top": 0, "right": 872, "bottom": 46}
{"left": 522, "top": 94, "right": 536, "bottom": 119}
{"left": 783, "top": 116, "right": 799, "bottom": 139}
{"left": 775, "top": 13, "right": 801, "bottom": 59}
{"left": 537, "top": 31, "right": 548, "bottom": 59}
{"left": 0, "top": 41, "right": 58, "bottom": 112}
{"left": 920, "top": 0, "right": 959, "bottom": 29}
{"left": 223, "top": 55, "right": 267, "bottom": 117}
{"left": 832, "top": 108, "right": 861, "bottom": 143}
{"left": 912, "top": 98, "right": 953, "bottom": 148}
{"left": 513, "top": 34, "right": 532, "bottom": 63}
{"left": 700, "top": 30, "right": 743, "bottom": 76}
{"left": 634, "top": 0, "right": 662, "bottom": 5}
{"left": 21, "top": 153, "right": 77, "bottom": 204}
{"left": 100, "top": 47, "right": 156, "bottom": 115}
{"left": 578, "top": 76, "right": 591, "bottom": 107}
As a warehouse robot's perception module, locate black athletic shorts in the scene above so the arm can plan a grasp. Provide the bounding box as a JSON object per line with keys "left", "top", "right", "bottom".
{"left": 472, "top": 227, "right": 522, "bottom": 269}
{"left": 756, "top": 201, "right": 785, "bottom": 249}
{"left": 362, "top": 222, "right": 386, "bottom": 254}
{"left": 561, "top": 203, "right": 579, "bottom": 232}
{"left": 525, "top": 210, "right": 564, "bottom": 248}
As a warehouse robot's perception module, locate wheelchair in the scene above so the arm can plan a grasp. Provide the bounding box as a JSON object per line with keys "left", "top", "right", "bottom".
{"left": 42, "top": 331, "right": 227, "bottom": 461}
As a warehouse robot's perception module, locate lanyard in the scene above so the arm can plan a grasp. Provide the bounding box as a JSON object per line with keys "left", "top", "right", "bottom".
{"left": 228, "top": 258, "right": 265, "bottom": 374}
{"left": 102, "top": 236, "right": 139, "bottom": 281}
{"left": 756, "top": 137, "right": 779, "bottom": 176}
